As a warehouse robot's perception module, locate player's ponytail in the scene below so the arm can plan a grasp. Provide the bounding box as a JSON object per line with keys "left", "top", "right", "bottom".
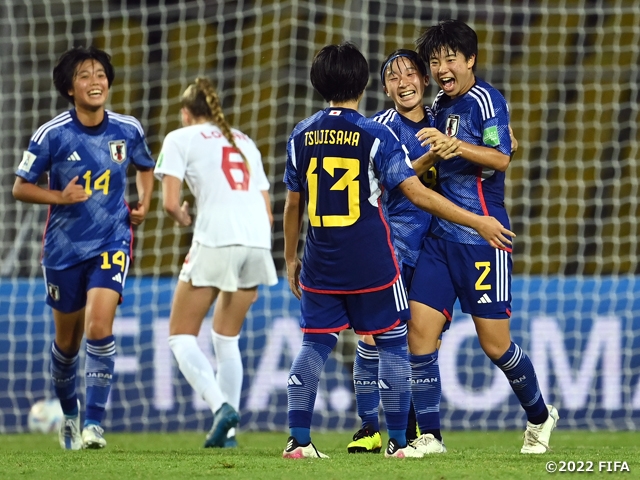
{"left": 188, "top": 77, "right": 250, "bottom": 172}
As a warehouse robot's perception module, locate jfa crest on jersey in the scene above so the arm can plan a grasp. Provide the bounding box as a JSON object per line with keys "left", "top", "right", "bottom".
{"left": 430, "top": 79, "right": 512, "bottom": 245}
{"left": 284, "top": 107, "right": 416, "bottom": 293}
{"left": 16, "top": 109, "right": 155, "bottom": 269}
{"left": 109, "top": 140, "right": 127, "bottom": 164}
{"left": 445, "top": 114, "right": 460, "bottom": 137}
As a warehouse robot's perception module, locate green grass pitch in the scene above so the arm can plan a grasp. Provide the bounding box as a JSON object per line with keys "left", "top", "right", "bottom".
{"left": 1, "top": 430, "right": 638, "bottom": 479}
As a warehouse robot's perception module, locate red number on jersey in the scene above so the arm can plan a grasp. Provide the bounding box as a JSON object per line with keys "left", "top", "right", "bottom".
{"left": 221, "top": 146, "right": 250, "bottom": 191}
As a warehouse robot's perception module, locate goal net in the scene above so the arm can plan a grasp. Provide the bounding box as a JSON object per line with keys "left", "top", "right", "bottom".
{"left": 1, "top": 0, "right": 639, "bottom": 433}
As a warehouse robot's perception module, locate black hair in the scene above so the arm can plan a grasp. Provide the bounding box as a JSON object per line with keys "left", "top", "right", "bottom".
{"left": 380, "top": 48, "right": 428, "bottom": 86}
{"left": 415, "top": 19, "right": 478, "bottom": 71}
{"left": 53, "top": 46, "right": 115, "bottom": 104}
{"left": 310, "top": 42, "right": 369, "bottom": 103}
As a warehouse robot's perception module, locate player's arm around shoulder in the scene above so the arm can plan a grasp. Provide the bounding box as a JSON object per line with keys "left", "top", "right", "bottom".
{"left": 399, "top": 176, "right": 514, "bottom": 249}
{"left": 283, "top": 189, "right": 304, "bottom": 299}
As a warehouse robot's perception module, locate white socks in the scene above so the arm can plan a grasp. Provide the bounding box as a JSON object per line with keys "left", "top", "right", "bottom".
{"left": 168, "top": 334, "right": 224, "bottom": 413}
{"left": 212, "top": 330, "right": 242, "bottom": 438}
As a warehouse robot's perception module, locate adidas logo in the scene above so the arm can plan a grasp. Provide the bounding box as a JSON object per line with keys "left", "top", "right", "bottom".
{"left": 112, "top": 273, "right": 123, "bottom": 283}
{"left": 67, "top": 151, "right": 81, "bottom": 161}
{"left": 378, "top": 379, "right": 390, "bottom": 390}
{"left": 287, "top": 375, "right": 302, "bottom": 386}
{"left": 286, "top": 439, "right": 294, "bottom": 451}
{"left": 477, "top": 293, "right": 492, "bottom": 304}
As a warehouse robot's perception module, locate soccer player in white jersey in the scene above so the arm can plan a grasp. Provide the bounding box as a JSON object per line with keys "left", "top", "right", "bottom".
{"left": 282, "top": 42, "right": 514, "bottom": 460}
{"left": 154, "top": 77, "right": 278, "bottom": 449}
{"left": 410, "top": 19, "right": 559, "bottom": 454}
{"left": 13, "top": 46, "right": 155, "bottom": 450}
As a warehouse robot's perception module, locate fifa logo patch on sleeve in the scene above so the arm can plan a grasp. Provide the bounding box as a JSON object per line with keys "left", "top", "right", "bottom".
{"left": 108, "top": 140, "right": 127, "bottom": 164}
{"left": 19, "top": 151, "right": 37, "bottom": 172}
{"left": 483, "top": 126, "right": 500, "bottom": 147}
{"left": 47, "top": 283, "right": 60, "bottom": 302}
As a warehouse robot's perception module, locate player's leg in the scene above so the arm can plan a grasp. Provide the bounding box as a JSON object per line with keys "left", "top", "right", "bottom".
{"left": 347, "top": 334, "right": 382, "bottom": 453}
{"left": 351, "top": 279, "right": 422, "bottom": 458}
{"left": 81, "top": 251, "right": 130, "bottom": 449}
{"left": 458, "top": 245, "right": 558, "bottom": 454}
{"left": 167, "top": 243, "right": 236, "bottom": 447}
{"left": 212, "top": 246, "right": 278, "bottom": 448}
{"left": 406, "top": 237, "right": 452, "bottom": 454}
{"left": 82, "top": 286, "right": 119, "bottom": 449}
{"left": 211, "top": 287, "right": 257, "bottom": 447}
{"left": 44, "top": 264, "right": 86, "bottom": 451}
{"left": 284, "top": 291, "right": 346, "bottom": 459}
{"left": 473, "top": 315, "right": 558, "bottom": 453}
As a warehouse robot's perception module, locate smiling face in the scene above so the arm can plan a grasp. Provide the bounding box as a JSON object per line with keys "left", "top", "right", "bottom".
{"left": 67, "top": 59, "right": 109, "bottom": 112}
{"left": 383, "top": 57, "right": 428, "bottom": 118}
{"left": 429, "top": 48, "right": 475, "bottom": 98}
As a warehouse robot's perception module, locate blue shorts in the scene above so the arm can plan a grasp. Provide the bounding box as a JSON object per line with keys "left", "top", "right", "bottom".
{"left": 409, "top": 236, "right": 512, "bottom": 329}
{"left": 300, "top": 276, "right": 411, "bottom": 335}
{"left": 43, "top": 251, "right": 130, "bottom": 313}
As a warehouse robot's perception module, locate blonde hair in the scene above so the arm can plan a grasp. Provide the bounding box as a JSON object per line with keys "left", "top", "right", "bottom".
{"left": 182, "top": 77, "right": 249, "bottom": 169}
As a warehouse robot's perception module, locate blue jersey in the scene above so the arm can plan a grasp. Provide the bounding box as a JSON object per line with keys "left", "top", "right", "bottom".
{"left": 284, "top": 107, "right": 416, "bottom": 293}
{"left": 16, "top": 109, "right": 155, "bottom": 270}
{"left": 372, "top": 106, "right": 435, "bottom": 267}
{"left": 430, "top": 79, "right": 512, "bottom": 245}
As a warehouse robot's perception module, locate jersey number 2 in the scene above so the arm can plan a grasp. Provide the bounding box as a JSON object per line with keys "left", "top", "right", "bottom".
{"left": 221, "top": 146, "right": 249, "bottom": 191}
{"left": 306, "top": 156, "right": 360, "bottom": 227}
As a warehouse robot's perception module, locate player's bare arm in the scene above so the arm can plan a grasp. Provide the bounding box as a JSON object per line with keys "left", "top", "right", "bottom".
{"left": 509, "top": 125, "right": 518, "bottom": 155}
{"left": 283, "top": 190, "right": 304, "bottom": 299}
{"left": 130, "top": 169, "right": 154, "bottom": 225}
{"left": 12, "top": 175, "right": 89, "bottom": 205}
{"left": 417, "top": 126, "right": 510, "bottom": 171}
{"left": 161, "top": 174, "right": 192, "bottom": 227}
{"left": 399, "top": 175, "right": 514, "bottom": 249}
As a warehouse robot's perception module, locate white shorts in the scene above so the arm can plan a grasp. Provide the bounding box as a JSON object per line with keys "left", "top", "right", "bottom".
{"left": 179, "top": 242, "right": 278, "bottom": 291}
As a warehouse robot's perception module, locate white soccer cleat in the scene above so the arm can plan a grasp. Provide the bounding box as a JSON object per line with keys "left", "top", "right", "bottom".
{"left": 521, "top": 405, "right": 559, "bottom": 454}
{"left": 410, "top": 433, "right": 447, "bottom": 454}
{"left": 282, "top": 436, "right": 329, "bottom": 459}
{"left": 82, "top": 424, "right": 107, "bottom": 449}
{"left": 58, "top": 411, "right": 82, "bottom": 451}
{"left": 384, "top": 438, "right": 424, "bottom": 458}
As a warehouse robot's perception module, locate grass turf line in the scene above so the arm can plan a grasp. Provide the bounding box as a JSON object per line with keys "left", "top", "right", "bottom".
{"left": 1, "top": 431, "right": 638, "bottom": 479}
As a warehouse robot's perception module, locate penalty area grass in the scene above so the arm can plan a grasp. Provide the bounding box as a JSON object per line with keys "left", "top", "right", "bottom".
{"left": 0, "top": 430, "right": 638, "bottom": 479}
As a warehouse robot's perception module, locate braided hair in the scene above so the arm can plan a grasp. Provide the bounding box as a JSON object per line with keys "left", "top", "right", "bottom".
{"left": 182, "top": 77, "right": 249, "bottom": 169}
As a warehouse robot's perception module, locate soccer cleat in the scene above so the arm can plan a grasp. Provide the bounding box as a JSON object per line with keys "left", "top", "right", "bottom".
{"left": 204, "top": 403, "right": 239, "bottom": 448}
{"left": 82, "top": 424, "right": 107, "bottom": 449}
{"left": 411, "top": 433, "right": 447, "bottom": 454}
{"left": 384, "top": 438, "right": 424, "bottom": 458}
{"left": 282, "top": 436, "right": 329, "bottom": 459}
{"left": 58, "top": 411, "right": 82, "bottom": 451}
{"left": 521, "top": 405, "right": 559, "bottom": 454}
{"left": 223, "top": 436, "right": 238, "bottom": 448}
{"left": 347, "top": 426, "right": 382, "bottom": 453}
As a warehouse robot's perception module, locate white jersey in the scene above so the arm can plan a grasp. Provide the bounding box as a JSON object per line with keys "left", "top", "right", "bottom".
{"left": 155, "top": 123, "right": 272, "bottom": 249}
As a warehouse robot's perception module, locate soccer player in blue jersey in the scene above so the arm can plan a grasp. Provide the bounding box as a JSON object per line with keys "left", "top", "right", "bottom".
{"left": 409, "top": 19, "right": 559, "bottom": 454}
{"left": 282, "top": 42, "right": 514, "bottom": 459}
{"left": 13, "top": 46, "right": 155, "bottom": 450}
{"left": 347, "top": 48, "right": 459, "bottom": 454}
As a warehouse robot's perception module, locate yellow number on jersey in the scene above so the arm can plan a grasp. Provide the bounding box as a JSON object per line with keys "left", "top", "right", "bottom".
{"left": 101, "top": 251, "right": 127, "bottom": 272}
{"left": 307, "top": 156, "right": 360, "bottom": 227}
{"left": 82, "top": 170, "right": 111, "bottom": 196}
{"left": 475, "top": 261, "right": 491, "bottom": 291}
{"left": 421, "top": 166, "right": 437, "bottom": 190}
